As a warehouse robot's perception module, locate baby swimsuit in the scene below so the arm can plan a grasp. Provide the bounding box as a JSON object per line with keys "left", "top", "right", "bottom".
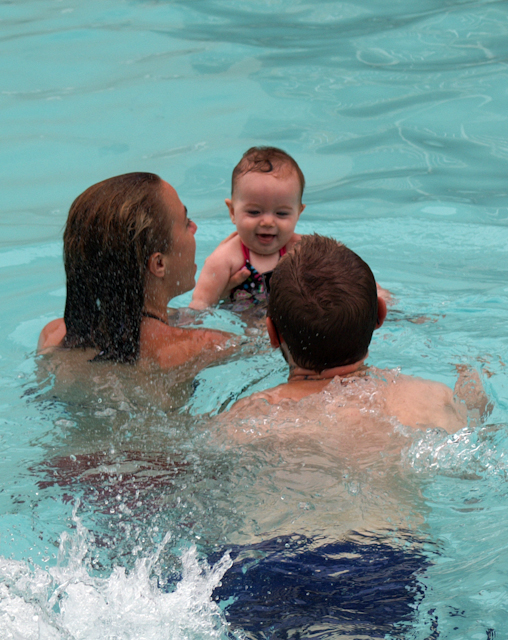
{"left": 228, "top": 242, "right": 287, "bottom": 309}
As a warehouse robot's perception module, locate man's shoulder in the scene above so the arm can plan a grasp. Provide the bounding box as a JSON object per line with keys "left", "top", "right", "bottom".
{"left": 383, "top": 372, "right": 467, "bottom": 433}
{"left": 229, "top": 368, "right": 467, "bottom": 434}
{"left": 385, "top": 372, "right": 454, "bottom": 402}
{"left": 232, "top": 372, "right": 383, "bottom": 409}
{"left": 232, "top": 378, "right": 336, "bottom": 409}
{"left": 220, "top": 374, "right": 388, "bottom": 444}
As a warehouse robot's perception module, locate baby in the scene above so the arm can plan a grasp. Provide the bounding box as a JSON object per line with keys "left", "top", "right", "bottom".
{"left": 190, "top": 147, "right": 305, "bottom": 310}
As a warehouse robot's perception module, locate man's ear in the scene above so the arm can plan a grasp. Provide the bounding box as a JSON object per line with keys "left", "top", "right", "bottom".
{"left": 266, "top": 317, "right": 281, "bottom": 348}
{"left": 376, "top": 296, "right": 387, "bottom": 329}
{"left": 146, "top": 252, "right": 166, "bottom": 278}
{"left": 225, "top": 198, "right": 235, "bottom": 224}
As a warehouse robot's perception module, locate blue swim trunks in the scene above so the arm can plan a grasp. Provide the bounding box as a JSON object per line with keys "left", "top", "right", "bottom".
{"left": 209, "top": 533, "right": 429, "bottom": 639}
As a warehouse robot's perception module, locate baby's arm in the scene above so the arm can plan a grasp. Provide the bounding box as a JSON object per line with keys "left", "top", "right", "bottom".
{"left": 190, "top": 237, "right": 245, "bottom": 310}
{"left": 190, "top": 252, "right": 233, "bottom": 310}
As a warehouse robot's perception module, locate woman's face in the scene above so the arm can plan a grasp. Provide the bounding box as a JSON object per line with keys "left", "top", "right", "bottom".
{"left": 160, "top": 180, "right": 198, "bottom": 296}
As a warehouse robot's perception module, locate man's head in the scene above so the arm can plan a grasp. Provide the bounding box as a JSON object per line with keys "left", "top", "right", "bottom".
{"left": 231, "top": 146, "right": 305, "bottom": 201}
{"left": 267, "top": 234, "right": 386, "bottom": 371}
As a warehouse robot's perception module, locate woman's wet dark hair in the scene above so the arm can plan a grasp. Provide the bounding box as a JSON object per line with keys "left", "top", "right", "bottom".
{"left": 63, "top": 172, "right": 171, "bottom": 363}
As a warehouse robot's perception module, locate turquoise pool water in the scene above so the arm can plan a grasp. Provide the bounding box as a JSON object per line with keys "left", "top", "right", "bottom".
{"left": 1, "top": 0, "right": 508, "bottom": 637}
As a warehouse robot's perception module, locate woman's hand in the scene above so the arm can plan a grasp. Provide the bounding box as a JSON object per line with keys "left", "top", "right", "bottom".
{"left": 219, "top": 265, "right": 251, "bottom": 300}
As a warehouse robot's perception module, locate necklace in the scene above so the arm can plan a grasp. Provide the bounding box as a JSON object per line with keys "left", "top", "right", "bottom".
{"left": 141, "top": 310, "right": 170, "bottom": 326}
{"left": 288, "top": 360, "right": 368, "bottom": 382}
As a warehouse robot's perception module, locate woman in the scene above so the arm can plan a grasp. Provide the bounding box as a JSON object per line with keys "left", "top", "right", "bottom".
{"left": 38, "top": 172, "right": 248, "bottom": 369}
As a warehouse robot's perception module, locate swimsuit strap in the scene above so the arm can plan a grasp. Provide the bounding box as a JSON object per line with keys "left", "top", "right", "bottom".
{"left": 141, "top": 311, "right": 170, "bottom": 326}
{"left": 240, "top": 241, "right": 251, "bottom": 263}
{"left": 240, "top": 241, "right": 287, "bottom": 263}
{"left": 230, "top": 241, "right": 289, "bottom": 304}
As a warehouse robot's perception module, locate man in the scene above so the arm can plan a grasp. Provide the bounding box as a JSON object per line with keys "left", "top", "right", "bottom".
{"left": 212, "top": 235, "right": 488, "bottom": 638}
{"left": 227, "top": 234, "right": 486, "bottom": 436}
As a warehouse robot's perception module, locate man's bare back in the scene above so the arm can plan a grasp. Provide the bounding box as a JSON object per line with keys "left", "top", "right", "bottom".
{"left": 213, "top": 364, "right": 489, "bottom": 546}
{"left": 225, "top": 367, "right": 475, "bottom": 447}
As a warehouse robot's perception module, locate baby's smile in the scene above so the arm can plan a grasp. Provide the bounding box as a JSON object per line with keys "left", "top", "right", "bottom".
{"left": 257, "top": 233, "right": 277, "bottom": 243}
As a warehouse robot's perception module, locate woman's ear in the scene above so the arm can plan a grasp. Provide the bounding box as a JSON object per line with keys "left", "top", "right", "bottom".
{"left": 266, "top": 317, "right": 281, "bottom": 348}
{"left": 146, "top": 252, "right": 166, "bottom": 278}
{"left": 376, "top": 296, "right": 387, "bottom": 329}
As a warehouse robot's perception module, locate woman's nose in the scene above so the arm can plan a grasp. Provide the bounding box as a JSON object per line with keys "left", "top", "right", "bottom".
{"left": 190, "top": 219, "right": 198, "bottom": 234}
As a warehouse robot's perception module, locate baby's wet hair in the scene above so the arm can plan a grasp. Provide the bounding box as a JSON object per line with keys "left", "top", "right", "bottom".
{"left": 231, "top": 146, "right": 305, "bottom": 200}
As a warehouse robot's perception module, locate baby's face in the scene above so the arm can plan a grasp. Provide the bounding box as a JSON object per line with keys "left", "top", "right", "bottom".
{"left": 226, "top": 170, "right": 304, "bottom": 256}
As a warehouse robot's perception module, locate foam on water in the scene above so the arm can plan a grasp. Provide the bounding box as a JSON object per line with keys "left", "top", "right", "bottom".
{"left": 401, "top": 421, "right": 508, "bottom": 481}
{"left": 0, "top": 507, "right": 235, "bottom": 640}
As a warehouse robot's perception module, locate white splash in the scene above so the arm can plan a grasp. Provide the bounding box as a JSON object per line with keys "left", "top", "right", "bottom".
{"left": 400, "top": 422, "right": 508, "bottom": 479}
{"left": 0, "top": 509, "right": 234, "bottom": 640}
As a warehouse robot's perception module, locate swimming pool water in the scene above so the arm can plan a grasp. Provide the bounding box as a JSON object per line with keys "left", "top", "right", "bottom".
{"left": 1, "top": 0, "right": 508, "bottom": 638}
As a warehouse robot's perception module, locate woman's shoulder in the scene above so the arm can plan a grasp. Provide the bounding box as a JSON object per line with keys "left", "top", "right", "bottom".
{"left": 37, "top": 318, "right": 66, "bottom": 353}
{"left": 139, "top": 319, "right": 233, "bottom": 369}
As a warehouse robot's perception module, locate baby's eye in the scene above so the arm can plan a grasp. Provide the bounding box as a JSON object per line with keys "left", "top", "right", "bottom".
{"left": 276, "top": 211, "right": 290, "bottom": 217}
{"left": 247, "top": 210, "right": 260, "bottom": 215}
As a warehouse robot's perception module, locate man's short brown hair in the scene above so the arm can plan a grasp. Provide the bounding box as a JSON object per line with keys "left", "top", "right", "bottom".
{"left": 267, "top": 235, "right": 378, "bottom": 370}
{"left": 231, "top": 146, "right": 305, "bottom": 200}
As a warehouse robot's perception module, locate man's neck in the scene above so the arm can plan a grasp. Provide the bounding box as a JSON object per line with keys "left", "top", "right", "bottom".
{"left": 288, "top": 358, "right": 367, "bottom": 382}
